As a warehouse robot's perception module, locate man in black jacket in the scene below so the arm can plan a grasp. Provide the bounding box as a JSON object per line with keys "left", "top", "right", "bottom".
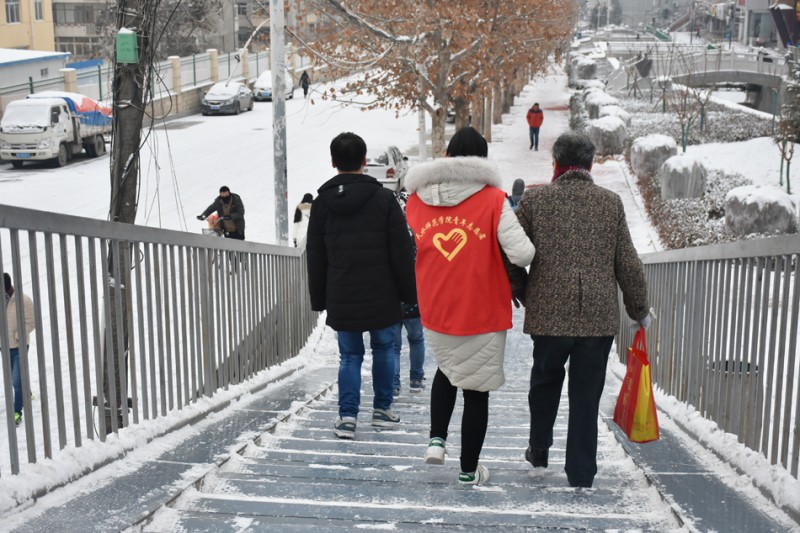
{"left": 197, "top": 186, "right": 246, "bottom": 240}
{"left": 307, "top": 132, "right": 417, "bottom": 439}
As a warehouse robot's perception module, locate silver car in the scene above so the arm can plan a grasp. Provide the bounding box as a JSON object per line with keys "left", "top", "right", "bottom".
{"left": 201, "top": 82, "right": 254, "bottom": 115}
{"left": 363, "top": 145, "right": 410, "bottom": 190}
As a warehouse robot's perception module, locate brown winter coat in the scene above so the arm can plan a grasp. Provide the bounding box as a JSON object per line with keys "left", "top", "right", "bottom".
{"left": 5, "top": 292, "right": 35, "bottom": 350}
{"left": 514, "top": 170, "right": 649, "bottom": 336}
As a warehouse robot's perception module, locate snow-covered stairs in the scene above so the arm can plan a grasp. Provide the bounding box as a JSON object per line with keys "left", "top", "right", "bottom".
{"left": 142, "top": 324, "right": 679, "bottom": 531}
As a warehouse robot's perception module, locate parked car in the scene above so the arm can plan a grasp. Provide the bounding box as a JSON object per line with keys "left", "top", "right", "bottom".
{"left": 253, "top": 70, "right": 295, "bottom": 101}
{"left": 201, "top": 82, "right": 253, "bottom": 115}
{"left": 363, "top": 145, "right": 410, "bottom": 190}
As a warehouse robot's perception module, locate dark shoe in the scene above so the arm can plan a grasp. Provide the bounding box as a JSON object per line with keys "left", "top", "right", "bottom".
{"left": 525, "top": 446, "right": 548, "bottom": 468}
{"left": 409, "top": 379, "right": 425, "bottom": 393}
{"left": 529, "top": 143, "right": 533, "bottom": 150}
{"left": 534, "top": 146, "right": 539, "bottom": 151}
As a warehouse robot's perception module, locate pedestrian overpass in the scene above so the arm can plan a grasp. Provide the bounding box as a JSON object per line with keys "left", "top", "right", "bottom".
{"left": 0, "top": 204, "right": 798, "bottom": 531}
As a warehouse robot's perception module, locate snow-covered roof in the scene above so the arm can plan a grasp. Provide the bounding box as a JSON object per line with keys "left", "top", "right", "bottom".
{"left": 0, "top": 48, "right": 71, "bottom": 68}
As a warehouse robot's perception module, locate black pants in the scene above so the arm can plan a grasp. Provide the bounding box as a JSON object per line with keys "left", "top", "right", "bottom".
{"left": 528, "top": 335, "right": 613, "bottom": 487}
{"left": 429, "top": 368, "right": 489, "bottom": 473}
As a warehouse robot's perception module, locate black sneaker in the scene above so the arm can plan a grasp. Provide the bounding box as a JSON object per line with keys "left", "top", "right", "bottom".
{"left": 409, "top": 379, "right": 425, "bottom": 393}
{"left": 525, "top": 446, "right": 548, "bottom": 468}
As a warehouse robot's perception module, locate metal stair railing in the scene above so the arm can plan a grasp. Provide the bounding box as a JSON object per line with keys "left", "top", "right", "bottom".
{"left": 0, "top": 204, "right": 317, "bottom": 477}
{"left": 618, "top": 234, "right": 800, "bottom": 479}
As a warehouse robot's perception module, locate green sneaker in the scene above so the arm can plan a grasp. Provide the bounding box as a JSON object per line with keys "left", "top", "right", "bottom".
{"left": 458, "top": 463, "right": 490, "bottom": 485}
{"left": 14, "top": 412, "right": 22, "bottom": 427}
{"left": 424, "top": 437, "right": 446, "bottom": 464}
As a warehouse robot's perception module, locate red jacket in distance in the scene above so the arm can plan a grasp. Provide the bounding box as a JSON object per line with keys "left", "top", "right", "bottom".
{"left": 526, "top": 107, "right": 544, "bottom": 128}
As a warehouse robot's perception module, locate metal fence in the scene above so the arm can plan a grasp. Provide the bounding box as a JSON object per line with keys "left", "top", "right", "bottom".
{"left": 617, "top": 235, "right": 800, "bottom": 478}
{"left": 0, "top": 204, "right": 317, "bottom": 477}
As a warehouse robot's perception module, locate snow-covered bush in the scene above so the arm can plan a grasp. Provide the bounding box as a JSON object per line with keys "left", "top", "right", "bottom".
{"left": 630, "top": 134, "right": 677, "bottom": 178}
{"left": 638, "top": 169, "right": 750, "bottom": 248}
{"left": 585, "top": 92, "right": 619, "bottom": 119}
{"left": 570, "top": 93, "right": 589, "bottom": 133}
{"left": 572, "top": 79, "right": 605, "bottom": 91}
{"left": 599, "top": 105, "right": 631, "bottom": 126}
{"left": 587, "top": 116, "right": 627, "bottom": 155}
{"left": 573, "top": 56, "right": 597, "bottom": 80}
{"left": 725, "top": 185, "right": 798, "bottom": 236}
{"left": 661, "top": 155, "right": 706, "bottom": 199}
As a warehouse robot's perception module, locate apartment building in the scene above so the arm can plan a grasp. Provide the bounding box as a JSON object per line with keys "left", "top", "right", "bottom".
{"left": 0, "top": 0, "right": 56, "bottom": 50}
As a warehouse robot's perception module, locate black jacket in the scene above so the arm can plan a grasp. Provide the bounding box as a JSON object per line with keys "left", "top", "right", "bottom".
{"left": 201, "top": 193, "right": 245, "bottom": 235}
{"left": 307, "top": 173, "right": 417, "bottom": 331}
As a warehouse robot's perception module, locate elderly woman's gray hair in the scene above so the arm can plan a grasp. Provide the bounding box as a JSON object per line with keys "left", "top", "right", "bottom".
{"left": 551, "top": 132, "right": 595, "bottom": 170}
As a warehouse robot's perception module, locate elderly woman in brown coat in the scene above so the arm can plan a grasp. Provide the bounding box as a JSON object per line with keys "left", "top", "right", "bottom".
{"left": 513, "top": 131, "right": 650, "bottom": 489}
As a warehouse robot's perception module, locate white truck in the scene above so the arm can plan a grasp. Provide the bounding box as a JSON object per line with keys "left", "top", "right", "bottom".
{"left": 0, "top": 91, "right": 112, "bottom": 168}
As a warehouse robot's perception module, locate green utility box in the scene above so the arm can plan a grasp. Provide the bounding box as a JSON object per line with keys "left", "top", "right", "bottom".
{"left": 116, "top": 30, "right": 139, "bottom": 64}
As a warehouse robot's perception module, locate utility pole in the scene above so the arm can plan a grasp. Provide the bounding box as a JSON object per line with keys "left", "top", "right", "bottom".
{"left": 102, "top": 0, "right": 152, "bottom": 436}
{"left": 270, "top": 0, "right": 288, "bottom": 244}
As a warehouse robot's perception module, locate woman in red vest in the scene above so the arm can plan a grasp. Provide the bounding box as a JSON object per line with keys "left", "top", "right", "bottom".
{"left": 404, "top": 127, "right": 535, "bottom": 485}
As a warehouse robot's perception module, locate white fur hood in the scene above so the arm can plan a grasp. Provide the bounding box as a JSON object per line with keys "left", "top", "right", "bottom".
{"left": 404, "top": 157, "right": 502, "bottom": 207}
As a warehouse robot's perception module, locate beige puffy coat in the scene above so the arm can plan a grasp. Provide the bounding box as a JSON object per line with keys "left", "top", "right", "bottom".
{"left": 405, "top": 157, "right": 535, "bottom": 391}
{"left": 5, "top": 292, "right": 35, "bottom": 350}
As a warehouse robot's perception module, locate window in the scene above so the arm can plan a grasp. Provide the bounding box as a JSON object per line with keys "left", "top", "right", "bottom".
{"left": 53, "top": 3, "right": 96, "bottom": 24}
{"left": 5, "top": 0, "right": 21, "bottom": 23}
{"left": 35, "top": 0, "right": 43, "bottom": 20}
{"left": 237, "top": 1, "right": 247, "bottom": 15}
{"left": 40, "top": 67, "right": 48, "bottom": 77}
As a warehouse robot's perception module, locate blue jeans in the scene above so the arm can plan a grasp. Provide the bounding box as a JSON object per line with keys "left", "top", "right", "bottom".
{"left": 529, "top": 127, "right": 540, "bottom": 148}
{"left": 393, "top": 318, "right": 425, "bottom": 389}
{"left": 337, "top": 326, "right": 396, "bottom": 418}
{"left": 8, "top": 347, "right": 23, "bottom": 414}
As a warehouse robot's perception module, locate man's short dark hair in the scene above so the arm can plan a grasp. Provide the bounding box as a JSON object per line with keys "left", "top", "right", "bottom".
{"left": 552, "top": 131, "right": 595, "bottom": 170}
{"left": 330, "top": 132, "right": 367, "bottom": 172}
{"left": 3, "top": 273, "right": 11, "bottom": 292}
{"left": 219, "top": 186, "right": 230, "bottom": 193}
{"left": 446, "top": 127, "right": 488, "bottom": 158}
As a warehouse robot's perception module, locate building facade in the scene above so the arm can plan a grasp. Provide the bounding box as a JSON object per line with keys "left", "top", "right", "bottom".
{"left": 0, "top": 0, "right": 56, "bottom": 50}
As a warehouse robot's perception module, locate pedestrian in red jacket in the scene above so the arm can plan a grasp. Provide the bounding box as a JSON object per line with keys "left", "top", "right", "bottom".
{"left": 526, "top": 103, "right": 544, "bottom": 151}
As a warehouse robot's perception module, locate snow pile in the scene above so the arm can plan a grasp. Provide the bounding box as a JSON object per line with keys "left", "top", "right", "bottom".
{"left": 584, "top": 91, "right": 619, "bottom": 119}
{"left": 587, "top": 116, "right": 627, "bottom": 155}
{"left": 630, "top": 134, "right": 677, "bottom": 178}
{"left": 725, "top": 185, "right": 798, "bottom": 236}
{"left": 661, "top": 154, "right": 706, "bottom": 200}
{"left": 598, "top": 105, "right": 631, "bottom": 126}
{"left": 573, "top": 55, "right": 597, "bottom": 80}
{"left": 572, "top": 79, "right": 605, "bottom": 91}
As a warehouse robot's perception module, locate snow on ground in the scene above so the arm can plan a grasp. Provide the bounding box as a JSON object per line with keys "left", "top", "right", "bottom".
{"left": 0, "top": 65, "right": 798, "bottom": 526}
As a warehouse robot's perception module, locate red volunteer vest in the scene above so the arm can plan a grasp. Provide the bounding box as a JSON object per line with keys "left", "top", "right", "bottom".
{"left": 406, "top": 186, "right": 512, "bottom": 335}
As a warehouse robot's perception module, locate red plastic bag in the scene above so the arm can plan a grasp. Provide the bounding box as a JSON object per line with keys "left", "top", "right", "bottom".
{"left": 613, "top": 328, "right": 660, "bottom": 443}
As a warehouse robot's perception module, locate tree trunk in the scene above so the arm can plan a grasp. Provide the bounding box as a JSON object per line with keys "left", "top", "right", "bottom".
{"left": 493, "top": 81, "right": 502, "bottom": 124}
{"left": 431, "top": 106, "right": 446, "bottom": 158}
{"left": 454, "top": 97, "right": 469, "bottom": 131}
{"left": 473, "top": 94, "right": 484, "bottom": 136}
{"left": 484, "top": 94, "right": 492, "bottom": 143}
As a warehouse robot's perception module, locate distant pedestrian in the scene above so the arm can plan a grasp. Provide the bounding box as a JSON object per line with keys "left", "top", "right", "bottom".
{"left": 508, "top": 178, "right": 525, "bottom": 210}
{"left": 293, "top": 193, "right": 313, "bottom": 247}
{"left": 300, "top": 70, "right": 310, "bottom": 98}
{"left": 513, "top": 131, "right": 650, "bottom": 488}
{"left": 405, "top": 127, "right": 535, "bottom": 485}
{"left": 526, "top": 103, "right": 544, "bottom": 151}
{"left": 392, "top": 189, "right": 425, "bottom": 396}
{"left": 307, "top": 132, "right": 417, "bottom": 440}
{"left": 3, "top": 272, "right": 35, "bottom": 427}
{"left": 197, "top": 186, "right": 246, "bottom": 240}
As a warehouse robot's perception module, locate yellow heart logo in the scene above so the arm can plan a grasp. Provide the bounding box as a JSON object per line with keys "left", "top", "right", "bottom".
{"left": 432, "top": 228, "right": 468, "bottom": 261}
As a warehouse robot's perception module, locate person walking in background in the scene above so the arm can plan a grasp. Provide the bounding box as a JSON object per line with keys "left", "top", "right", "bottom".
{"left": 3, "top": 272, "right": 35, "bottom": 427}
{"left": 526, "top": 103, "right": 544, "bottom": 151}
{"left": 293, "top": 193, "right": 314, "bottom": 247}
{"left": 508, "top": 178, "right": 525, "bottom": 210}
{"left": 392, "top": 189, "right": 425, "bottom": 396}
{"left": 307, "top": 132, "right": 417, "bottom": 440}
{"left": 405, "top": 127, "right": 535, "bottom": 485}
{"left": 300, "top": 70, "right": 310, "bottom": 98}
{"left": 513, "top": 131, "right": 650, "bottom": 488}
{"left": 197, "top": 186, "right": 246, "bottom": 240}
